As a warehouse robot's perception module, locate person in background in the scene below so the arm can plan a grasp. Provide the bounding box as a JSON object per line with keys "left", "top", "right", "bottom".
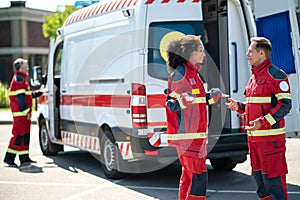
{"left": 226, "top": 37, "right": 292, "bottom": 200}
{"left": 3, "top": 58, "right": 42, "bottom": 171}
{"left": 166, "top": 35, "right": 223, "bottom": 200}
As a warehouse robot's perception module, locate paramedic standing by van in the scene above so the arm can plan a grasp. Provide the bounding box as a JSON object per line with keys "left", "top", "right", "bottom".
{"left": 166, "top": 35, "right": 222, "bottom": 200}
{"left": 3, "top": 58, "right": 42, "bottom": 169}
{"left": 226, "top": 37, "right": 292, "bottom": 200}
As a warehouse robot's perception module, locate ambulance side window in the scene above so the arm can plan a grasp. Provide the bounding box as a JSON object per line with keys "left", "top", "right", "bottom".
{"left": 148, "top": 21, "right": 204, "bottom": 81}
{"left": 54, "top": 42, "right": 63, "bottom": 78}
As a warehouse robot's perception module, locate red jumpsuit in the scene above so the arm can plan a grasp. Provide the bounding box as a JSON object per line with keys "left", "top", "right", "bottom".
{"left": 166, "top": 62, "right": 209, "bottom": 200}
{"left": 4, "top": 71, "right": 33, "bottom": 165}
{"left": 237, "top": 59, "right": 292, "bottom": 200}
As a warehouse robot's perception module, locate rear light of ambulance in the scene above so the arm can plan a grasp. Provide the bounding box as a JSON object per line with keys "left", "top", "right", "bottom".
{"left": 131, "top": 83, "right": 148, "bottom": 129}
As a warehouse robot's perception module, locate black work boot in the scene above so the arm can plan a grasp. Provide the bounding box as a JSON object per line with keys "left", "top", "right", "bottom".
{"left": 19, "top": 154, "right": 36, "bottom": 165}
{"left": 3, "top": 152, "right": 18, "bottom": 168}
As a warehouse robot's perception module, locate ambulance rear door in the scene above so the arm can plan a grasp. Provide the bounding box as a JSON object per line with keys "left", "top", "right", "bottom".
{"left": 144, "top": 0, "right": 204, "bottom": 133}
{"left": 253, "top": 0, "right": 300, "bottom": 135}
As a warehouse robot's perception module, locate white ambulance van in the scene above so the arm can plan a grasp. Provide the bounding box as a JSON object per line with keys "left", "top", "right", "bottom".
{"left": 32, "top": 0, "right": 300, "bottom": 179}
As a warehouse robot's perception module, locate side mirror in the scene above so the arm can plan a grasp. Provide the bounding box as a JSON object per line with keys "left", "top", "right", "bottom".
{"left": 31, "top": 66, "right": 45, "bottom": 88}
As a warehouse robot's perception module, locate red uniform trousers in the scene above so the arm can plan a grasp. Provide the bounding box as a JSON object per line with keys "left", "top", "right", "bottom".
{"left": 177, "top": 147, "right": 207, "bottom": 200}
{"left": 7, "top": 116, "right": 31, "bottom": 163}
{"left": 248, "top": 139, "right": 288, "bottom": 200}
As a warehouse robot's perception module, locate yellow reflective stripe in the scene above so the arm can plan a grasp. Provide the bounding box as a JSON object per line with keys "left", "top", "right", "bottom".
{"left": 7, "top": 148, "right": 18, "bottom": 154}
{"left": 192, "top": 97, "right": 206, "bottom": 104}
{"left": 18, "top": 150, "right": 30, "bottom": 155}
{"left": 12, "top": 108, "right": 30, "bottom": 117}
{"left": 167, "top": 132, "right": 207, "bottom": 140}
{"left": 247, "top": 128, "right": 285, "bottom": 136}
{"left": 169, "top": 91, "right": 187, "bottom": 109}
{"left": 246, "top": 97, "right": 271, "bottom": 103}
{"left": 276, "top": 93, "right": 292, "bottom": 100}
{"left": 9, "top": 90, "right": 31, "bottom": 96}
{"left": 169, "top": 91, "right": 181, "bottom": 99}
{"left": 208, "top": 98, "right": 215, "bottom": 105}
{"left": 7, "top": 148, "right": 29, "bottom": 155}
{"left": 177, "top": 97, "right": 187, "bottom": 109}
{"left": 264, "top": 114, "right": 276, "bottom": 126}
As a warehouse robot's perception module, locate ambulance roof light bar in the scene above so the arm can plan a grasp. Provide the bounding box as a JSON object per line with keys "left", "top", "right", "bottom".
{"left": 75, "top": 0, "right": 99, "bottom": 8}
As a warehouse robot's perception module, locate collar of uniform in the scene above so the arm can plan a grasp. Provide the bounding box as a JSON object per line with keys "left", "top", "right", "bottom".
{"left": 184, "top": 62, "right": 198, "bottom": 73}
{"left": 251, "top": 58, "right": 272, "bottom": 76}
{"left": 15, "top": 71, "right": 27, "bottom": 79}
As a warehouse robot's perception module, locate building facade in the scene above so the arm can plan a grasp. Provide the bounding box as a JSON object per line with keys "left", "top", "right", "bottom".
{"left": 0, "top": 1, "right": 51, "bottom": 84}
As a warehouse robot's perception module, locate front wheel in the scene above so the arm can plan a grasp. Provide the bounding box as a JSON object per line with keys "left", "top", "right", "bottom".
{"left": 39, "top": 119, "right": 63, "bottom": 155}
{"left": 100, "top": 133, "right": 126, "bottom": 179}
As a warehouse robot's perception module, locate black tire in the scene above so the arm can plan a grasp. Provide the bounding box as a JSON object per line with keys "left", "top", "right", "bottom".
{"left": 210, "top": 157, "right": 238, "bottom": 171}
{"left": 39, "top": 119, "right": 63, "bottom": 155}
{"left": 100, "top": 133, "right": 126, "bottom": 179}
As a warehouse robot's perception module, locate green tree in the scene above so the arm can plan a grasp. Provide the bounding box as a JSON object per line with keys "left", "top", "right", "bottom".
{"left": 0, "top": 81, "right": 10, "bottom": 108}
{"left": 42, "top": 5, "right": 79, "bottom": 39}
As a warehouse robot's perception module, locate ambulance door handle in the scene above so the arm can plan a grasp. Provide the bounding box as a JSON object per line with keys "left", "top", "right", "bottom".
{"left": 61, "top": 90, "right": 67, "bottom": 93}
{"left": 231, "top": 42, "right": 238, "bottom": 93}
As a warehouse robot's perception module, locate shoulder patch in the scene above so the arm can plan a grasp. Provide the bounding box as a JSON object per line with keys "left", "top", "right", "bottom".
{"left": 268, "top": 65, "right": 287, "bottom": 80}
{"left": 172, "top": 65, "right": 186, "bottom": 82}
{"left": 279, "top": 81, "right": 289, "bottom": 92}
{"left": 15, "top": 75, "right": 24, "bottom": 83}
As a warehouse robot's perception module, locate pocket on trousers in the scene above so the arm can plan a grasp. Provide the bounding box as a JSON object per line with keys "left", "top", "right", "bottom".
{"left": 264, "top": 142, "right": 287, "bottom": 178}
{"left": 181, "top": 152, "right": 206, "bottom": 174}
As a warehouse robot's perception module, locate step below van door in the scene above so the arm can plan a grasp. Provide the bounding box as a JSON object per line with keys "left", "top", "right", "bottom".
{"left": 253, "top": 0, "right": 300, "bottom": 134}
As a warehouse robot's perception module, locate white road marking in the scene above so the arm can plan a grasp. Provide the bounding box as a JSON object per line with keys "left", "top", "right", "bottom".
{"left": 126, "top": 185, "right": 300, "bottom": 195}
{"left": 0, "top": 180, "right": 99, "bottom": 187}
{"left": 1, "top": 180, "right": 299, "bottom": 196}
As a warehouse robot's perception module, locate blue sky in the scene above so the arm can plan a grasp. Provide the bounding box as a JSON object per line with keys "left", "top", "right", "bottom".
{"left": 0, "top": 0, "right": 77, "bottom": 11}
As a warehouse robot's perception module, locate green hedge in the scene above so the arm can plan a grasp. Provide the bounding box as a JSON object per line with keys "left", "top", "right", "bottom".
{"left": 0, "top": 81, "right": 10, "bottom": 108}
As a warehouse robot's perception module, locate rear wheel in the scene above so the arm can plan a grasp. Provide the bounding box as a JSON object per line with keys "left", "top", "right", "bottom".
{"left": 210, "top": 157, "right": 238, "bottom": 171}
{"left": 100, "top": 133, "right": 126, "bottom": 179}
{"left": 39, "top": 119, "right": 63, "bottom": 155}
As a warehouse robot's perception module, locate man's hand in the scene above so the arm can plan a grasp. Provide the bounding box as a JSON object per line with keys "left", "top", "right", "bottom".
{"left": 27, "top": 113, "right": 31, "bottom": 120}
{"left": 245, "top": 118, "right": 262, "bottom": 131}
{"left": 225, "top": 98, "right": 238, "bottom": 111}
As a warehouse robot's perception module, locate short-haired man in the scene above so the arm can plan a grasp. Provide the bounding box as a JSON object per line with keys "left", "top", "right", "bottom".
{"left": 4, "top": 58, "right": 42, "bottom": 170}
{"left": 226, "top": 37, "right": 292, "bottom": 200}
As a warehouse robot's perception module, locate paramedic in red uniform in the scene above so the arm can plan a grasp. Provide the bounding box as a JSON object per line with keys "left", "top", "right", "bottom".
{"left": 166, "top": 35, "right": 222, "bottom": 200}
{"left": 3, "top": 58, "right": 42, "bottom": 168}
{"left": 226, "top": 37, "right": 292, "bottom": 200}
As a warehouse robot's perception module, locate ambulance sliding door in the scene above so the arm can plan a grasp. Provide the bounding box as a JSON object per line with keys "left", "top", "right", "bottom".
{"left": 254, "top": 0, "right": 300, "bottom": 134}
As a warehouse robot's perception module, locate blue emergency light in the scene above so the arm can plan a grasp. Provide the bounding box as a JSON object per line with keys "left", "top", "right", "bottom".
{"left": 75, "top": 0, "right": 99, "bottom": 8}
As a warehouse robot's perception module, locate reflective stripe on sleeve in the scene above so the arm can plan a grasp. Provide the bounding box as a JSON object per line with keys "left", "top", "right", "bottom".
{"left": 192, "top": 97, "right": 206, "bottom": 104}
{"left": 246, "top": 97, "right": 271, "bottom": 103}
{"left": 169, "top": 91, "right": 187, "bottom": 109}
{"left": 275, "top": 93, "right": 292, "bottom": 100}
{"left": 167, "top": 132, "right": 207, "bottom": 140}
{"left": 169, "top": 91, "right": 181, "bottom": 99}
{"left": 264, "top": 114, "right": 276, "bottom": 126}
{"left": 208, "top": 98, "right": 215, "bottom": 105}
{"left": 12, "top": 108, "right": 30, "bottom": 117}
{"left": 247, "top": 128, "right": 285, "bottom": 136}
